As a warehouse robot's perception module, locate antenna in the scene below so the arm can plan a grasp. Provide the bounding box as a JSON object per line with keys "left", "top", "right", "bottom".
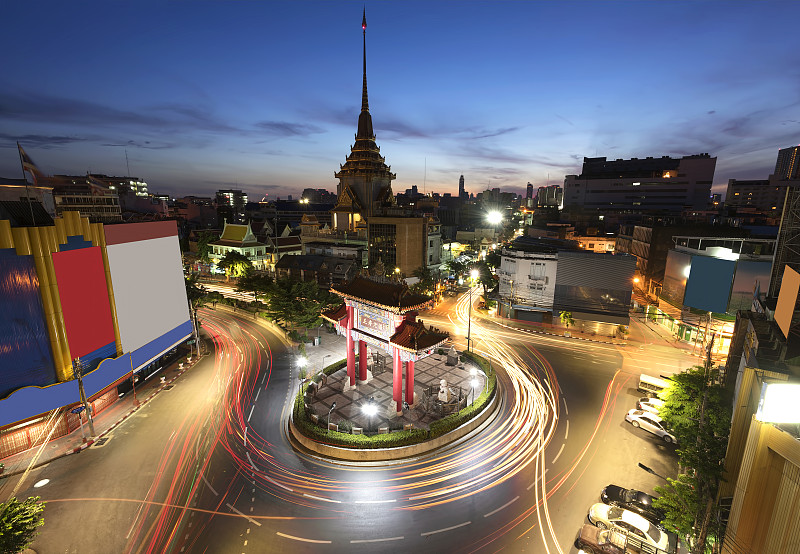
{"left": 423, "top": 157, "right": 427, "bottom": 195}
{"left": 125, "top": 149, "right": 131, "bottom": 177}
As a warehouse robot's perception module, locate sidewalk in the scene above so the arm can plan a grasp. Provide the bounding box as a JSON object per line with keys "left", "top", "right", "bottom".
{"left": 0, "top": 344, "right": 211, "bottom": 480}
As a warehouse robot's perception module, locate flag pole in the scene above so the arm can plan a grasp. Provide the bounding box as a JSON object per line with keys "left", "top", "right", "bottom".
{"left": 16, "top": 142, "right": 37, "bottom": 226}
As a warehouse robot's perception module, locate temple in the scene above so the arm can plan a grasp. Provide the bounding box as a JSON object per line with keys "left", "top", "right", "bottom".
{"left": 322, "top": 276, "right": 449, "bottom": 412}
{"left": 331, "top": 9, "right": 396, "bottom": 232}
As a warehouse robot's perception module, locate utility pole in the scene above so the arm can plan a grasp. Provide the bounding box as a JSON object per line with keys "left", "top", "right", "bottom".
{"left": 73, "top": 358, "right": 95, "bottom": 437}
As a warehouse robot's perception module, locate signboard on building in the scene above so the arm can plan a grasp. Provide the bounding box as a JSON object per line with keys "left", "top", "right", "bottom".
{"left": 357, "top": 307, "right": 391, "bottom": 339}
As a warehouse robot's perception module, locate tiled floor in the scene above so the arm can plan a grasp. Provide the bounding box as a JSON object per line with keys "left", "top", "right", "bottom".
{"left": 306, "top": 352, "right": 486, "bottom": 433}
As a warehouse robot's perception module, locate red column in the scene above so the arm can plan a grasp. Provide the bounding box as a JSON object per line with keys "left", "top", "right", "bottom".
{"left": 392, "top": 348, "right": 402, "bottom": 412}
{"left": 358, "top": 340, "right": 367, "bottom": 381}
{"left": 405, "top": 359, "right": 415, "bottom": 405}
{"left": 346, "top": 306, "right": 355, "bottom": 386}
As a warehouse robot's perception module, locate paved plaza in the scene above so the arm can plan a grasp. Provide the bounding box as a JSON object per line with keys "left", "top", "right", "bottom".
{"left": 302, "top": 336, "right": 487, "bottom": 433}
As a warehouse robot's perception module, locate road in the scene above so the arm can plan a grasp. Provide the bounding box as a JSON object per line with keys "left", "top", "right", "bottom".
{"left": 8, "top": 290, "right": 697, "bottom": 553}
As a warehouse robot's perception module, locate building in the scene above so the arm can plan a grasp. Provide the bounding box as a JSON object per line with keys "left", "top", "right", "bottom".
{"left": 497, "top": 235, "right": 636, "bottom": 332}
{"left": 725, "top": 178, "right": 788, "bottom": 216}
{"left": 51, "top": 174, "right": 123, "bottom": 223}
{"left": 564, "top": 154, "right": 716, "bottom": 213}
{"left": 209, "top": 221, "right": 270, "bottom": 271}
{"left": 459, "top": 175, "right": 468, "bottom": 201}
{"left": 573, "top": 234, "right": 616, "bottom": 253}
{"left": 0, "top": 177, "right": 56, "bottom": 217}
{"left": 0, "top": 213, "right": 192, "bottom": 458}
{"left": 774, "top": 145, "right": 800, "bottom": 181}
{"left": 769, "top": 183, "right": 800, "bottom": 299}
{"left": 275, "top": 254, "right": 358, "bottom": 286}
{"left": 88, "top": 174, "right": 149, "bottom": 197}
{"left": 368, "top": 215, "right": 441, "bottom": 275}
{"left": 536, "top": 185, "right": 563, "bottom": 208}
{"left": 216, "top": 189, "right": 247, "bottom": 225}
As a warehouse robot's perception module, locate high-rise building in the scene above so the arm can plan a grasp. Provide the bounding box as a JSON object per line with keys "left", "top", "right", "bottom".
{"left": 526, "top": 182, "right": 533, "bottom": 199}
{"left": 774, "top": 145, "right": 800, "bottom": 180}
{"left": 564, "top": 154, "right": 716, "bottom": 213}
{"left": 216, "top": 189, "right": 247, "bottom": 224}
{"left": 458, "top": 175, "right": 467, "bottom": 201}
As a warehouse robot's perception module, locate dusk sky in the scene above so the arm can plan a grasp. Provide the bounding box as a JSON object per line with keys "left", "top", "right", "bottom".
{"left": 2, "top": 1, "right": 799, "bottom": 201}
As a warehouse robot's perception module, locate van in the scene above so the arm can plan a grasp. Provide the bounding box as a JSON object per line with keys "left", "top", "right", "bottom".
{"left": 638, "top": 374, "right": 668, "bottom": 395}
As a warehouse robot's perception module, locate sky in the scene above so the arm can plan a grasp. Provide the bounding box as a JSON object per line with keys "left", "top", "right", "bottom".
{"left": 2, "top": 1, "right": 799, "bottom": 201}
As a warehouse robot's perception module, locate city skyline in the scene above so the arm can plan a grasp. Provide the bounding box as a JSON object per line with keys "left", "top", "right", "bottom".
{"left": 2, "top": 1, "right": 799, "bottom": 201}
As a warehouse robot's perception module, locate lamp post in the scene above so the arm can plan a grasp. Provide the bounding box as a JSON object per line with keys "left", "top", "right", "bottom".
{"left": 470, "top": 378, "right": 479, "bottom": 405}
{"left": 327, "top": 401, "right": 337, "bottom": 431}
{"left": 73, "top": 358, "right": 95, "bottom": 437}
{"left": 297, "top": 356, "right": 308, "bottom": 395}
{"left": 467, "top": 268, "right": 479, "bottom": 352}
{"left": 638, "top": 462, "right": 667, "bottom": 481}
{"left": 362, "top": 397, "right": 377, "bottom": 433}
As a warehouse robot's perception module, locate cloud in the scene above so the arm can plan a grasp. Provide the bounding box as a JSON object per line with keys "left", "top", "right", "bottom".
{"left": 101, "top": 139, "right": 176, "bottom": 150}
{"left": 0, "top": 133, "right": 88, "bottom": 149}
{"left": 254, "top": 120, "right": 325, "bottom": 137}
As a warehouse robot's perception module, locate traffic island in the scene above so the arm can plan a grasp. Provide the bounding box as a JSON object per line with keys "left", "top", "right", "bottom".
{"left": 288, "top": 350, "right": 500, "bottom": 461}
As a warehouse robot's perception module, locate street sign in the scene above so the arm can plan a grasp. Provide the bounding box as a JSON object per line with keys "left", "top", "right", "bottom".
{"left": 71, "top": 406, "right": 85, "bottom": 415}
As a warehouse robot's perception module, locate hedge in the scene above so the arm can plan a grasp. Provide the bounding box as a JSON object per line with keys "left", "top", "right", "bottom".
{"left": 292, "top": 351, "right": 497, "bottom": 449}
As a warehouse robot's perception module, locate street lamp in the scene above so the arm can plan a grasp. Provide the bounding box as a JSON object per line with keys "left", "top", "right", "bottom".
{"left": 361, "top": 397, "right": 377, "bottom": 432}
{"left": 72, "top": 358, "right": 95, "bottom": 437}
{"left": 486, "top": 210, "right": 502, "bottom": 225}
{"left": 467, "top": 268, "right": 479, "bottom": 352}
{"left": 470, "top": 378, "right": 479, "bottom": 405}
{"left": 638, "top": 462, "right": 667, "bottom": 481}
{"left": 328, "top": 401, "right": 337, "bottom": 431}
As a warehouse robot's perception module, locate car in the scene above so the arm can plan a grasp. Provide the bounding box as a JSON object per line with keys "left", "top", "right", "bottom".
{"left": 637, "top": 396, "right": 664, "bottom": 415}
{"left": 574, "top": 524, "right": 625, "bottom": 554}
{"left": 600, "top": 484, "right": 665, "bottom": 526}
{"left": 588, "top": 503, "right": 678, "bottom": 553}
{"left": 625, "top": 409, "right": 677, "bottom": 444}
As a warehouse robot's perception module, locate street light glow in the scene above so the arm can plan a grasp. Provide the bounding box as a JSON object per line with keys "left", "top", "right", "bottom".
{"left": 486, "top": 211, "right": 502, "bottom": 225}
{"left": 297, "top": 357, "right": 308, "bottom": 368}
{"left": 471, "top": 269, "right": 479, "bottom": 280}
{"left": 362, "top": 402, "right": 378, "bottom": 417}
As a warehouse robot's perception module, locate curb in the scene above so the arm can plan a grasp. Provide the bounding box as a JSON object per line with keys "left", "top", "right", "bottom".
{"left": 492, "top": 318, "right": 623, "bottom": 346}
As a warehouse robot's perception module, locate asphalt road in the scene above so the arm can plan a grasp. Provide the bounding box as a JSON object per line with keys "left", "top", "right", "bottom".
{"left": 9, "top": 293, "right": 696, "bottom": 553}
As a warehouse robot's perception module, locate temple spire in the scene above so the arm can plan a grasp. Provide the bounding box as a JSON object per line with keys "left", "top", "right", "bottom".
{"left": 356, "top": 7, "right": 374, "bottom": 139}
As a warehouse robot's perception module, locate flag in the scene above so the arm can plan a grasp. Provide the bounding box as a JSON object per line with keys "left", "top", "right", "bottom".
{"left": 18, "top": 143, "right": 45, "bottom": 185}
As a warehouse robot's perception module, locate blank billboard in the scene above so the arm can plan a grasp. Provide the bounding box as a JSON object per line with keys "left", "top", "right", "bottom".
{"left": 683, "top": 255, "right": 736, "bottom": 313}
{"left": 105, "top": 222, "right": 191, "bottom": 353}
{"left": 775, "top": 265, "right": 800, "bottom": 339}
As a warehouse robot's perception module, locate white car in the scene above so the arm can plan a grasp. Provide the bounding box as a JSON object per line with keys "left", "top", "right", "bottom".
{"left": 625, "top": 409, "right": 677, "bottom": 444}
{"left": 588, "top": 503, "right": 677, "bottom": 553}
{"left": 637, "top": 397, "right": 664, "bottom": 415}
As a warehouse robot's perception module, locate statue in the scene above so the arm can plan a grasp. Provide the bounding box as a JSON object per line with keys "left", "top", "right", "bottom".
{"left": 438, "top": 379, "right": 450, "bottom": 403}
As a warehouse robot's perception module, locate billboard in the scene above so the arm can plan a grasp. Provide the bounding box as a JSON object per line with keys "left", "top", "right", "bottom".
{"left": 775, "top": 265, "right": 800, "bottom": 339}
{"left": 728, "top": 260, "right": 772, "bottom": 314}
{"left": 683, "top": 255, "right": 736, "bottom": 313}
{"left": 0, "top": 249, "right": 57, "bottom": 399}
{"left": 51, "top": 245, "right": 116, "bottom": 362}
{"left": 104, "top": 221, "right": 191, "bottom": 354}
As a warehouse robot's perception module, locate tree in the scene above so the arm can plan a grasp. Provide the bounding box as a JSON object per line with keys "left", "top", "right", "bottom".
{"left": 217, "top": 251, "right": 253, "bottom": 280}
{"left": 264, "top": 278, "right": 336, "bottom": 330}
{"left": 206, "top": 290, "right": 225, "bottom": 308}
{"left": 445, "top": 259, "right": 467, "bottom": 280}
{"left": 484, "top": 249, "right": 501, "bottom": 269}
{"left": 0, "top": 496, "right": 46, "bottom": 553}
{"left": 411, "top": 266, "right": 436, "bottom": 295}
{"left": 654, "top": 362, "right": 732, "bottom": 553}
{"left": 559, "top": 311, "right": 575, "bottom": 328}
{"left": 236, "top": 272, "right": 273, "bottom": 301}
{"left": 184, "top": 275, "right": 208, "bottom": 311}
{"left": 470, "top": 261, "right": 495, "bottom": 294}
{"left": 197, "top": 231, "right": 218, "bottom": 264}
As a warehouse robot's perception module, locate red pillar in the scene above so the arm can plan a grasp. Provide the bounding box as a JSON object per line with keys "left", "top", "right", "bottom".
{"left": 405, "top": 359, "right": 415, "bottom": 405}
{"left": 346, "top": 306, "right": 355, "bottom": 386}
{"left": 358, "top": 340, "right": 367, "bottom": 381}
{"left": 392, "top": 348, "right": 402, "bottom": 412}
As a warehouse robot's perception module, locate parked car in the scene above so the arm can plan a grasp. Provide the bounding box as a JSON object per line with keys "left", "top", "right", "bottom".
{"left": 625, "top": 409, "right": 677, "bottom": 444}
{"left": 574, "top": 524, "right": 625, "bottom": 554}
{"left": 600, "top": 484, "right": 665, "bottom": 526}
{"left": 637, "top": 396, "right": 664, "bottom": 415}
{"left": 588, "top": 503, "right": 678, "bottom": 553}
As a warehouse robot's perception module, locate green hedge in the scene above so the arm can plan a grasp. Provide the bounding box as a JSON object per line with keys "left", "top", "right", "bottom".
{"left": 292, "top": 352, "right": 497, "bottom": 449}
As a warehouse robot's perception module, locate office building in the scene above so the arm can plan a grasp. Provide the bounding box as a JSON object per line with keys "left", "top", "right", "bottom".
{"left": 216, "top": 189, "right": 247, "bottom": 224}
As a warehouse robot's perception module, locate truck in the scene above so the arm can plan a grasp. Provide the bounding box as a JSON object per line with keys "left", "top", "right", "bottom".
{"left": 575, "top": 524, "right": 676, "bottom": 554}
